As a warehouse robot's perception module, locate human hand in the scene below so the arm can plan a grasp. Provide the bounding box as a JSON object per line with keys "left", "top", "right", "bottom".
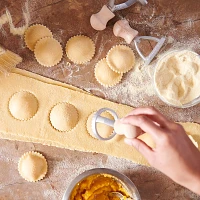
{"left": 121, "top": 107, "right": 200, "bottom": 195}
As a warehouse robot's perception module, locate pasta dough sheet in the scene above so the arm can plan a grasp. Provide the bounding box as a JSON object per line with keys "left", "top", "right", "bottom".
{"left": 0, "top": 69, "right": 199, "bottom": 166}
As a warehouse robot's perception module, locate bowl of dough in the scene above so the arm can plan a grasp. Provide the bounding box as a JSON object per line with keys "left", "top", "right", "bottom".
{"left": 154, "top": 50, "right": 200, "bottom": 108}
{"left": 62, "top": 168, "right": 141, "bottom": 200}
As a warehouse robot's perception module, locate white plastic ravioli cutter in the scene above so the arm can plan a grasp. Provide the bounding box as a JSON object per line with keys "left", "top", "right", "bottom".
{"left": 113, "top": 19, "right": 166, "bottom": 65}
{"left": 90, "top": 0, "right": 148, "bottom": 31}
{"left": 92, "top": 108, "right": 139, "bottom": 141}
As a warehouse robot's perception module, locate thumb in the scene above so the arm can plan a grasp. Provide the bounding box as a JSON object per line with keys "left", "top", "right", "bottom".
{"left": 124, "top": 138, "right": 153, "bottom": 158}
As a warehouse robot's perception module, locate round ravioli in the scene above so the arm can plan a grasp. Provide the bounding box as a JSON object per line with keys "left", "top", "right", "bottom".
{"left": 95, "top": 58, "right": 123, "bottom": 87}
{"left": 34, "top": 37, "right": 63, "bottom": 67}
{"left": 9, "top": 91, "right": 38, "bottom": 121}
{"left": 24, "top": 24, "right": 53, "bottom": 51}
{"left": 87, "top": 111, "right": 114, "bottom": 139}
{"left": 65, "top": 35, "right": 95, "bottom": 64}
{"left": 106, "top": 45, "right": 135, "bottom": 73}
{"left": 18, "top": 151, "right": 48, "bottom": 182}
{"left": 50, "top": 102, "right": 79, "bottom": 132}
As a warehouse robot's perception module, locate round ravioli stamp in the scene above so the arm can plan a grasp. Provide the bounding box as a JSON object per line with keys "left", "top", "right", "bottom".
{"left": 9, "top": 91, "right": 38, "bottom": 121}
{"left": 50, "top": 102, "right": 79, "bottom": 132}
{"left": 24, "top": 24, "right": 53, "bottom": 51}
{"left": 65, "top": 35, "right": 95, "bottom": 64}
{"left": 95, "top": 58, "right": 123, "bottom": 87}
{"left": 87, "top": 111, "right": 114, "bottom": 139}
{"left": 34, "top": 37, "right": 63, "bottom": 67}
{"left": 18, "top": 151, "right": 48, "bottom": 182}
{"left": 106, "top": 45, "right": 135, "bottom": 73}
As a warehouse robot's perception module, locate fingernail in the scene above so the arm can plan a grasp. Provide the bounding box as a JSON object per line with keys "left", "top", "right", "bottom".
{"left": 124, "top": 138, "right": 132, "bottom": 146}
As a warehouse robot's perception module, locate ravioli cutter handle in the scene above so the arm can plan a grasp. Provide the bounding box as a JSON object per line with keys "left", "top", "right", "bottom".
{"left": 90, "top": 5, "right": 115, "bottom": 31}
{"left": 96, "top": 116, "right": 115, "bottom": 127}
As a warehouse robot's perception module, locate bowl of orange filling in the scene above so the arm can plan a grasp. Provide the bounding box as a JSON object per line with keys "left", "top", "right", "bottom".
{"left": 62, "top": 168, "right": 141, "bottom": 200}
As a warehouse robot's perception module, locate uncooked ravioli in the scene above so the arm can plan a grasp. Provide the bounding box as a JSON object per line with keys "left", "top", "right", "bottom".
{"left": 106, "top": 45, "right": 135, "bottom": 73}
{"left": 9, "top": 91, "right": 38, "bottom": 121}
{"left": 65, "top": 35, "right": 95, "bottom": 64}
{"left": 18, "top": 151, "right": 48, "bottom": 182}
{"left": 34, "top": 37, "right": 63, "bottom": 67}
{"left": 50, "top": 102, "right": 79, "bottom": 132}
{"left": 87, "top": 111, "right": 114, "bottom": 139}
{"left": 95, "top": 58, "right": 123, "bottom": 87}
{"left": 24, "top": 24, "right": 53, "bottom": 51}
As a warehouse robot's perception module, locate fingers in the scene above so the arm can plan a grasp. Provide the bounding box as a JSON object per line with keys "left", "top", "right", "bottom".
{"left": 121, "top": 115, "right": 166, "bottom": 140}
{"left": 124, "top": 138, "right": 153, "bottom": 158}
{"left": 125, "top": 107, "right": 172, "bottom": 128}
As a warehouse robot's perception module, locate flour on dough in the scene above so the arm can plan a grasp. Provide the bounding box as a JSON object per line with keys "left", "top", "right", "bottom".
{"left": 65, "top": 35, "right": 95, "bottom": 64}
{"left": 24, "top": 24, "right": 53, "bottom": 51}
{"left": 34, "top": 37, "right": 63, "bottom": 67}
{"left": 18, "top": 151, "right": 48, "bottom": 182}
{"left": 9, "top": 91, "right": 38, "bottom": 121}
{"left": 87, "top": 111, "right": 114, "bottom": 140}
{"left": 154, "top": 50, "right": 200, "bottom": 106}
{"left": 95, "top": 58, "right": 123, "bottom": 87}
{"left": 106, "top": 45, "right": 135, "bottom": 73}
{"left": 50, "top": 102, "right": 79, "bottom": 132}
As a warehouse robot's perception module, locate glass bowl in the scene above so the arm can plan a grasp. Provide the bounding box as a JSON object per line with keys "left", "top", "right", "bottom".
{"left": 153, "top": 50, "right": 200, "bottom": 108}
{"left": 62, "top": 168, "right": 141, "bottom": 200}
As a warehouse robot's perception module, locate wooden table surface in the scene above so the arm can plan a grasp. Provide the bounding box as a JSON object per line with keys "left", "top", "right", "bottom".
{"left": 0, "top": 0, "right": 200, "bottom": 199}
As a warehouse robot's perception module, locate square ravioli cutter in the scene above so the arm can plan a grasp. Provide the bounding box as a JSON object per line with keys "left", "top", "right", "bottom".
{"left": 90, "top": 0, "right": 148, "bottom": 31}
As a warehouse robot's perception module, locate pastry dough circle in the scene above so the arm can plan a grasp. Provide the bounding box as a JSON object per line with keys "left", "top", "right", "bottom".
{"left": 34, "top": 37, "right": 63, "bottom": 67}
{"left": 106, "top": 45, "right": 135, "bottom": 73}
{"left": 65, "top": 35, "right": 95, "bottom": 64}
{"left": 87, "top": 111, "right": 114, "bottom": 139}
{"left": 50, "top": 102, "right": 79, "bottom": 132}
{"left": 9, "top": 91, "right": 38, "bottom": 121}
{"left": 18, "top": 151, "right": 48, "bottom": 182}
{"left": 95, "top": 58, "right": 123, "bottom": 87}
{"left": 24, "top": 24, "right": 53, "bottom": 51}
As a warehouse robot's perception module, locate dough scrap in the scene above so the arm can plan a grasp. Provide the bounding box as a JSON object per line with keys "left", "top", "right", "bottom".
{"left": 87, "top": 111, "right": 114, "bottom": 139}
{"left": 9, "top": 91, "right": 38, "bottom": 121}
{"left": 24, "top": 24, "right": 53, "bottom": 51}
{"left": 50, "top": 102, "right": 79, "bottom": 132}
{"left": 18, "top": 151, "right": 47, "bottom": 182}
{"left": 154, "top": 50, "right": 200, "bottom": 106}
{"left": 65, "top": 35, "right": 95, "bottom": 64}
{"left": 106, "top": 45, "right": 135, "bottom": 73}
{"left": 94, "top": 58, "right": 123, "bottom": 87}
{"left": 34, "top": 37, "right": 63, "bottom": 67}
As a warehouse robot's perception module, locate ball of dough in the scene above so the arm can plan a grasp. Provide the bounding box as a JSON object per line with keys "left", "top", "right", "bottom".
{"left": 114, "top": 119, "right": 138, "bottom": 139}
{"left": 18, "top": 151, "right": 48, "bottom": 182}
{"left": 50, "top": 102, "right": 79, "bottom": 132}
{"left": 9, "top": 91, "right": 38, "bottom": 121}
{"left": 94, "top": 58, "right": 123, "bottom": 87}
{"left": 87, "top": 111, "right": 114, "bottom": 139}
{"left": 65, "top": 35, "right": 95, "bottom": 64}
{"left": 106, "top": 45, "right": 135, "bottom": 73}
{"left": 24, "top": 24, "right": 53, "bottom": 51}
{"left": 34, "top": 37, "right": 63, "bottom": 67}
